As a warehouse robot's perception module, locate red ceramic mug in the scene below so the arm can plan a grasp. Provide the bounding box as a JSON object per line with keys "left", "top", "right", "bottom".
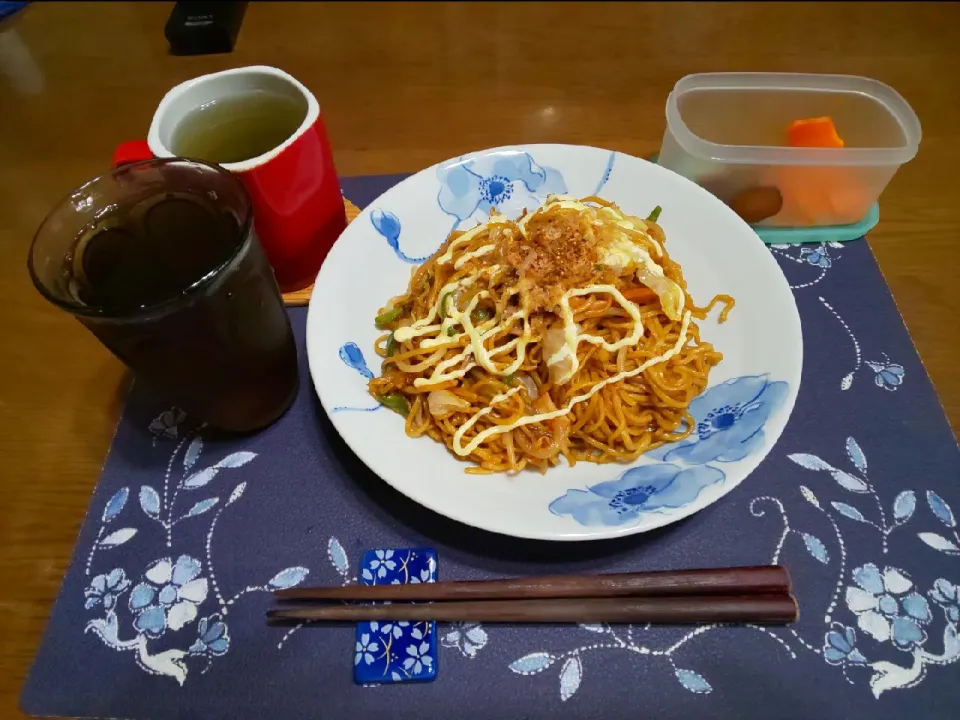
{"left": 114, "top": 66, "right": 347, "bottom": 293}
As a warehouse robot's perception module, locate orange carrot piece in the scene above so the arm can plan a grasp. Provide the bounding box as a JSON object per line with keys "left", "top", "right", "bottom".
{"left": 787, "top": 116, "right": 845, "bottom": 148}
{"left": 622, "top": 287, "right": 658, "bottom": 304}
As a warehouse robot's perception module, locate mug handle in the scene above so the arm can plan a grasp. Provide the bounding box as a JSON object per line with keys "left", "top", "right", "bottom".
{"left": 113, "top": 140, "right": 155, "bottom": 168}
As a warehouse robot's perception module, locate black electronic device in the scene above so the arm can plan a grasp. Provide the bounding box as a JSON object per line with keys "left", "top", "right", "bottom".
{"left": 165, "top": 1, "right": 248, "bottom": 56}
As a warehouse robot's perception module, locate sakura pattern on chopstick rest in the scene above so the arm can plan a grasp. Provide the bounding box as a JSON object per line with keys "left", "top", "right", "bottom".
{"left": 354, "top": 547, "right": 439, "bottom": 685}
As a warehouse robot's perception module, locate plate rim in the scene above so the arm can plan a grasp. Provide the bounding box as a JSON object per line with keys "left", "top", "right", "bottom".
{"left": 306, "top": 142, "right": 803, "bottom": 541}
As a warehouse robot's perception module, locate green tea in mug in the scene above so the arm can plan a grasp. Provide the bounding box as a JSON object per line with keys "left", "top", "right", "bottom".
{"left": 171, "top": 89, "right": 307, "bottom": 164}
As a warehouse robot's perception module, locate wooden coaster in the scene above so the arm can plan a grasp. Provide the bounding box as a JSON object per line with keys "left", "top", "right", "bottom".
{"left": 282, "top": 198, "right": 362, "bottom": 306}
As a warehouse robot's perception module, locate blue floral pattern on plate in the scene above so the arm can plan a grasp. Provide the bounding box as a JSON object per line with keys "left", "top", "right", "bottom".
{"left": 315, "top": 147, "right": 804, "bottom": 541}
{"left": 437, "top": 151, "right": 567, "bottom": 224}
{"left": 354, "top": 547, "right": 438, "bottom": 685}
{"left": 333, "top": 343, "right": 381, "bottom": 413}
{"left": 371, "top": 209, "right": 429, "bottom": 264}
{"left": 549, "top": 464, "right": 725, "bottom": 527}
{"left": 551, "top": 374, "right": 789, "bottom": 527}
{"left": 339, "top": 342, "right": 374, "bottom": 380}
{"left": 652, "top": 375, "right": 790, "bottom": 464}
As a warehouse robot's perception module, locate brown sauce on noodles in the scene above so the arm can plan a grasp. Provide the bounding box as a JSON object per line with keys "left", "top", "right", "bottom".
{"left": 369, "top": 196, "right": 734, "bottom": 474}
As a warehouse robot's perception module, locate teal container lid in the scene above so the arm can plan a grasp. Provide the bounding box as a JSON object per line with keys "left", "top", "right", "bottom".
{"left": 648, "top": 154, "right": 878, "bottom": 245}
{"left": 754, "top": 203, "right": 878, "bottom": 245}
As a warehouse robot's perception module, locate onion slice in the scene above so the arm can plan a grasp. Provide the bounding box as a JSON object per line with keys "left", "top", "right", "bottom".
{"left": 428, "top": 389, "right": 471, "bottom": 418}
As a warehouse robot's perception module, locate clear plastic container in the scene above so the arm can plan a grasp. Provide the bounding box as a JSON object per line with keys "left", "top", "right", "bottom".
{"left": 658, "top": 73, "right": 921, "bottom": 227}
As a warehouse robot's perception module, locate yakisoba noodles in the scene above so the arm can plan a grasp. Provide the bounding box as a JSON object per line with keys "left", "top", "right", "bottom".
{"left": 369, "top": 195, "right": 734, "bottom": 474}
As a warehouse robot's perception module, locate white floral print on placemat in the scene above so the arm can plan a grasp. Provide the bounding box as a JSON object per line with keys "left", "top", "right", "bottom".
{"left": 82, "top": 408, "right": 335, "bottom": 685}
{"left": 511, "top": 434, "right": 960, "bottom": 701}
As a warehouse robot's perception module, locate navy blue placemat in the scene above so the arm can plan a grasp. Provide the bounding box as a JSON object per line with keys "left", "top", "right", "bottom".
{"left": 22, "top": 175, "right": 960, "bottom": 719}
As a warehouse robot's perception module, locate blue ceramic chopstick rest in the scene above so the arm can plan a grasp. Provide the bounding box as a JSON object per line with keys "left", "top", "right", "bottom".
{"left": 354, "top": 547, "right": 438, "bottom": 685}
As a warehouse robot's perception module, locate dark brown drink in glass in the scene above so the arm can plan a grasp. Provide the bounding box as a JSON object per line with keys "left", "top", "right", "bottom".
{"left": 28, "top": 158, "right": 298, "bottom": 432}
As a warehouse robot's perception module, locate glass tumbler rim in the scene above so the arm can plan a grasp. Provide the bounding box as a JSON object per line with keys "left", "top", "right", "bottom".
{"left": 28, "top": 157, "right": 254, "bottom": 321}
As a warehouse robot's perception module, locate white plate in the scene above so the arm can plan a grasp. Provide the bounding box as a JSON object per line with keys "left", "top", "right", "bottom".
{"left": 306, "top": 144, "right": 802, "bottom": 541}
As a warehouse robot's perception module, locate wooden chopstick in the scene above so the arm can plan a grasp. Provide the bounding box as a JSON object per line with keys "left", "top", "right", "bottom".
{"left": 267, "top": 594, "right": 798, "bottom": 625}
{"left": 273, "top": 566, "right": 791, "bottom": 602}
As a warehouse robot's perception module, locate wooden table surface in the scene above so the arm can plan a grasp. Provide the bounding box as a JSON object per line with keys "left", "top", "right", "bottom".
{"left": 2, "top": 1, "right": 959, "bottom": 716}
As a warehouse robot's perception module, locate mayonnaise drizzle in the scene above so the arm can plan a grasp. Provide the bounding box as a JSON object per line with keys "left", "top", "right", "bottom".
{"left": 518, "top": 198, "right": 587, "bottom": 237}
{"left": 452, "top": 310, "right": 692, "bottom": 456}
{"left": 411, "top": 288, "right": 531, "bottom": 386}
{"left": 454, "top": 243, "right": 497, "bottom": 269}
{"left": 395, "top": 196, "right": 684, "bottom": 426}
{"left": 404, "top": 198, "right": 670, "bottom": 388}
{"left": 393, "top": 268, "right": 500, "bottom": 344}
{"left": 436, "top": 215, "right": 509, "bottom": 266}
{"left": 548, "top": 284, "right": 645, "bottom": 385}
